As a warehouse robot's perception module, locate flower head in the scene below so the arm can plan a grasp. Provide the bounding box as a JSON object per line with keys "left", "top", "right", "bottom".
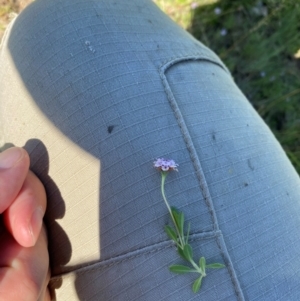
{"left": 154, "top": 158, "right": 178, "bottom": 172}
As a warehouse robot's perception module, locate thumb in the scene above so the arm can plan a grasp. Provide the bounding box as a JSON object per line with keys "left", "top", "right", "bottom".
{"left": 0, "top": 147, "right": 30, "bottom": 213}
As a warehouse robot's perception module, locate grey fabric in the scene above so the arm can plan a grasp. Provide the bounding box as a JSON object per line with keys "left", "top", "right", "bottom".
{"left": 2, "top": 0, "right": 300, "bottom": 300}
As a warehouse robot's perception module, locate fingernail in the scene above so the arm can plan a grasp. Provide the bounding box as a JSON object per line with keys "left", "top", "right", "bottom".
{"left": 0, "top": 147, "right": 24, "bottom": 169}
{"left": 29, "top": 207, "right": 44, "bottom": 245}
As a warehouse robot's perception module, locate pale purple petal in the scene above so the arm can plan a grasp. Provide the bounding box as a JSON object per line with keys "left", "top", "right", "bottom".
{"left": 153, "top": 158, "right": 179, "bottom": 171}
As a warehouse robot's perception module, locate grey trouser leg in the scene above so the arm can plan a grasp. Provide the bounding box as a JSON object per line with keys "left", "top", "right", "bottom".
{"left": 1, "top": 0, "right": 300, "bottom": 300}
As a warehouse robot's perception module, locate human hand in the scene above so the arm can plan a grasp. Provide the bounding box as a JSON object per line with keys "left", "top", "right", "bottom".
{"left": 0, "top": 147, "right": 50, "bottom": 301}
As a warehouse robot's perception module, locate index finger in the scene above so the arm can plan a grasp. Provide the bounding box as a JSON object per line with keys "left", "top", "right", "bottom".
{"left": 0, "top": 147, "right": 30, "bottom": 213}
{"left": 4, "top": 170, "right": 47, "bottom": 247}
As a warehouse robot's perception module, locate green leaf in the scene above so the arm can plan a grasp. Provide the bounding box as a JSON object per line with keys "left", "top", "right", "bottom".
{"left": 171, "top": 207, "right": 184, "bottom": 234}
{"left": 164, "top": 225, "right": 177, "bottom": 242}
{"left": 177, "top": 247, "right": 188, "bottom": 261}
{"left": 206, "top": 263, "right": 225, "bottom": 269}
{"left": 169, "top": 265, "right": 194, "bottom": 274}
{"left": 192, "top": 276, "right": 203, "bottom": 293}
{"left": 199, "top": 257, "right": 206, "bottom": 273}
{"left": 183, "top": 244, "right": 193, "bottom": 261}
{"left": 171, "top": 206, "right": 180, "bottom": 216}
{"left": 171, "top": 207, "right": 180, "bottom": 223}
{"left": 178, "top": 212, "right": 184, "bottom": 236}
{"left": 185, "top": 222, "right": 191, "bottom": 244}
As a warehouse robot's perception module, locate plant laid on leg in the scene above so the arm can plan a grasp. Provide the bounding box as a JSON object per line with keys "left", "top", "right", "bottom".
{"left": 154, "top": 158, "right": 225, "bottom": 293}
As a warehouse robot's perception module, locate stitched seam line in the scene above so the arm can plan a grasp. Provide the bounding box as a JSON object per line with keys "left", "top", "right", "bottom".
{"left": 159, "top": 57, "right": 219, "bottom": 231}
{"left": 50, "top": 230, "right": 221, "bottom": 283}
{"left": 159, "top": 53, "right": 231, "bottom": 76}
{"left": 159, "top": 56, "right": 245, "bottom": 301}
{"left": 215, "top": 233, "right": 245, "bottom": 301}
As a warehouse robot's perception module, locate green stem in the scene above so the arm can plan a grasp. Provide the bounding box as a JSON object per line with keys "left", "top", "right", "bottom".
{"left": 190, "top": 259, "right": 204, "bottom": 275}
{"left": 161, "top": 171, "right": 185, "bottom": 248}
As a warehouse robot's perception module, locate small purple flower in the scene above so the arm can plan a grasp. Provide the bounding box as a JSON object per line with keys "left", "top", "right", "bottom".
{"left": 154, "top": 158, "right": 178, "bottom": 172}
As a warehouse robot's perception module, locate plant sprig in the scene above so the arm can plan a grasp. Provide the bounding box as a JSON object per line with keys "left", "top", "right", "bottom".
{"left": 154, "top": 159, "right": 225, "bottom": 293}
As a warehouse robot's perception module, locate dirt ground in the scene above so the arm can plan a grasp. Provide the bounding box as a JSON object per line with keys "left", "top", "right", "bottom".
{"left": 0, "top": 0, "right": 33, "bottom": 41}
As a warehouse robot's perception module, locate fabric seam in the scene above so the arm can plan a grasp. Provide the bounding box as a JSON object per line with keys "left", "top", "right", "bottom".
{"left": 159, "top": 56, "right": 220, "bottom": 231}
{"left": 50, "top": 230, "right": 221, "bottom": 282}
{"left": 159, "top": 53, "right": 231, "bottom": 76}
{"left": 158, "top": 56, "right": 245, "bottom": 301}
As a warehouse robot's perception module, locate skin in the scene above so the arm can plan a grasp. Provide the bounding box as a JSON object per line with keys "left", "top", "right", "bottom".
{"left": 0, "top": 147, "right": 50, "bottom": 301}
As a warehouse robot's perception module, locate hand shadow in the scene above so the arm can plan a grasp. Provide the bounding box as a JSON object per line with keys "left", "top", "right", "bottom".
{"left": 23, "top": 139, "right": 72, "bottom": 300}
